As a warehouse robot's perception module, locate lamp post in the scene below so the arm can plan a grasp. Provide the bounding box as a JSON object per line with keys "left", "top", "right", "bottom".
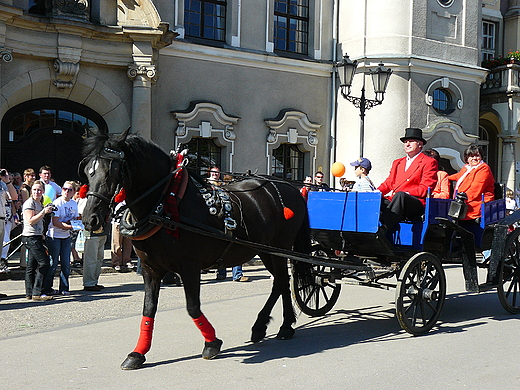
{"left": 336, "top": 54, "right": 392, "bottom": 157}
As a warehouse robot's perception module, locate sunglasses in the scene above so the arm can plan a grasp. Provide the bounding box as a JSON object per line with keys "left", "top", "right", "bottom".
{"left": 62, "top": 187, "right": 74, "bottom": 192}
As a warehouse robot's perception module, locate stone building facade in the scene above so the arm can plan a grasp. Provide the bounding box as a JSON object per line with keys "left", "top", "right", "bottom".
{"left": 0, "top": 0, "right": 517, "bottom": 191}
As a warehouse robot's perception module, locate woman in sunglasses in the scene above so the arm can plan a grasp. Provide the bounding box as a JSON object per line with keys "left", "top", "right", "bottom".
{"left": 42, "top": 180, "right": 79, "bottom": 296}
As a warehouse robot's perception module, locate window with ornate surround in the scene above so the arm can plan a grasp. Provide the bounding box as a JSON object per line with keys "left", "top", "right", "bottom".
{"left": 425, "top": 77, "right": 463, "bottom": 116}
{"left": 172, "top": 102, "right": 239, "bottom": 173}
{"left": 184, "top": 0, "right": 227, "bottom": 41}
{"left": 265, "top": 109, "right": 319, "bottom": 179}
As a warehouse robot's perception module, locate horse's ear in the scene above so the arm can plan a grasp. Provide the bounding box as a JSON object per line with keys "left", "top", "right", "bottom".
{"left": 77, "top": 157, "right": 88, "bottom": 181}
{"left": 118, "top": 127, "right": 131, "bottom": 142}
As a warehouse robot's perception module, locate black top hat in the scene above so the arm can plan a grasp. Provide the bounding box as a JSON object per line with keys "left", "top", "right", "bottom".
{"left": 400, "top": 127, "right": 427, "bottom": 144}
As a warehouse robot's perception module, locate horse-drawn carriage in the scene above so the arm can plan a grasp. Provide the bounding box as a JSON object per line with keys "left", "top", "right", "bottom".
{"left": 81, "top": 131, "right": 520, "bottom": 369}
{"left": 291, "top": 188, "right": 520, "bottom": 335}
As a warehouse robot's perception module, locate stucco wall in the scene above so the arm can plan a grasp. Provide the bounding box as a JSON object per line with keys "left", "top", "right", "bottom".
{"left": 153, "top": 52, "right": 332, "bottom": 175}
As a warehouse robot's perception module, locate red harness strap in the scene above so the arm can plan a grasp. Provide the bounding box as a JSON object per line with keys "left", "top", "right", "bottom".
{"left": 192, "top": 314, "right": 216, "bottom": 342}
{"left": 163, "top": 154, "right": 187, "bottom": 238}
{"left": 133, "top": 316, "right": 155, "bottom": 355}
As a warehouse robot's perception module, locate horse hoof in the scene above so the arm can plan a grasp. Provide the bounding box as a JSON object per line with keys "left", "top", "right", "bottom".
{"left": 276, "top": 327, "right": 295, "bottom": 340}
{"left": 250, "top": 329, "right": 266, "bottom": 343}
{"left": 202, "top": 338, "right": 223, "bottom": 360}
{"left": 121, "top": 352, "right": 146, "bottom": 370}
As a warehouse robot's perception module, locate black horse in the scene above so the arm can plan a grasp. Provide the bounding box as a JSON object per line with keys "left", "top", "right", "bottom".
{"left": 81, "top": 131, "right": 311, "bottom": 370}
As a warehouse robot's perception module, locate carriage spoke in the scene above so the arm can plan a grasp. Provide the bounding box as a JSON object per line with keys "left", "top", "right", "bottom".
{"left": 318, "top": 285, "right": 331, "bottom": 304}
{"left": 302, "top": 285, "right": 318, "bottom": 307}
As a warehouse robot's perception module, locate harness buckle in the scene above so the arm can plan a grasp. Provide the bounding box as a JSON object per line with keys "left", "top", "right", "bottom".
{"left": 155, "top": 203, "right": 164, "bottom": 215}
{"left": 224, "top": 217, "right": 237, "bottom": 230}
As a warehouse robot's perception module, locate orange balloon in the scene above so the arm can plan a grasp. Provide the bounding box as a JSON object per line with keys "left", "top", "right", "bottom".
{"left": 331, "top": 162, "right": 346, "bottom": 177}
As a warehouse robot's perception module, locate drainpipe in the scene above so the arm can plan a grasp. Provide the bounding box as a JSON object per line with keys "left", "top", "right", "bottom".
{"left": 330, "top": 0, "right": 339, "bottom": 188}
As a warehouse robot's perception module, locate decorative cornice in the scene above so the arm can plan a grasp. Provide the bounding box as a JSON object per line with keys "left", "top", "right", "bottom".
{"left": 424, "top": 120, "right": 478, "bottom": 146}
{"left": 265, "top": 110, "right": 320, "bottom": 148}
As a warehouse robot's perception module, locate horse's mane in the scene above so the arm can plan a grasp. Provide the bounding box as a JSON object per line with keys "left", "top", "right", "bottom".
{"left": 83, "top": 132, "right": 170, "bottom": 168}
{"left": 83, "top": 131, "right": 110, "bottom": 160}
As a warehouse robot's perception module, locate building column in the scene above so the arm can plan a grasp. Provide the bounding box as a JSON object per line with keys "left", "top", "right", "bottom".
{"left": 127, "top": 41, "right": 155, "bottom": 139}
{"left": 500, "top": 135, "right": 517, "bottom": 191}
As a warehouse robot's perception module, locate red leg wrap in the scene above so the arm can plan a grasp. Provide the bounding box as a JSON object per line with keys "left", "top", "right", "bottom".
{"left": 193, "top": 314, "right": 216, "bottom": 342}
{"left": 133, "top": 316, "right": 155, "bottom": 355}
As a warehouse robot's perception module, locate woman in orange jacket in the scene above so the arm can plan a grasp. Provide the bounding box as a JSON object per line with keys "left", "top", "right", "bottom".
{"left": 447, "top": 145, "right": 495, "bottom": 220}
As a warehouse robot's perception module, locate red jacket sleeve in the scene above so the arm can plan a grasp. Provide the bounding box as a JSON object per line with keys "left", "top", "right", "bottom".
{"left": 378, "top": 158, "right": 401, "bottom": 196}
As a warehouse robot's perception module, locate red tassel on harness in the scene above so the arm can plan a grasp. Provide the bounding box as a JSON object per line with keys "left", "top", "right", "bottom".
{"left": 114, "top": 188, "right": 126, "bottom": 203}
{"left": 283, "top": 207, "right": 294, "bottom": 220}
{"left": 133, "top": 316, "right": 155, "bottom": 355}
{"left": 79, "top": 184, "right": 89, "bottom": 199}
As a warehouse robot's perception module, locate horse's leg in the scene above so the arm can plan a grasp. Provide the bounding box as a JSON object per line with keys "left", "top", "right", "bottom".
{"left": 121, "top": 266, "right": 163, "bottom": 370}
{"left": 181, "top": 266, "right": 223, "bottom": 359}
{"left": 276, "top": 264, "right": 296, "bottom": 340}
{"left": 251, "top": 253, "right": 287, "bottom": 342}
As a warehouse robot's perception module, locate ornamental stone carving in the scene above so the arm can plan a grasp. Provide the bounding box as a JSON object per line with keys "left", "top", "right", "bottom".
{"left": 45, "top": 0, "right": 90, "bottom": 20}
{"left": 0, "top": 49, "right": 12, "bottom": 63}
{"left": 53, "top": 59, "right": 80, "bottom": 89}
{"left": 127, "top": 64, "right": 157, "bottom": 81}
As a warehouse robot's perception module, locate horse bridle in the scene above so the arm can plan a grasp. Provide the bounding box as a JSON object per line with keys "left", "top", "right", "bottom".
{"left": 85, "top": 148, "right": 127, "bottom": 211}
{"left": 86, "top": 147, "right": 180, "bottom": 220}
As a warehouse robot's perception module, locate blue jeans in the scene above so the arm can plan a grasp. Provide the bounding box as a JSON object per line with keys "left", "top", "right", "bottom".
{"left": 217, "top": 265, "right": 243, "bottom": 280}
{"left": 44, "top": 236, "right": 72, "bottom": 293}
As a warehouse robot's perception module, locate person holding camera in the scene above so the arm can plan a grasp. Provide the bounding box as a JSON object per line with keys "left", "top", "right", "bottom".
{"left": 43, "top": 181, "right": 79, "bottom": 295}
{"left": 0, "top": 168, "right": 19, "bottom": 273}
{"left": 22, "top": 180, "right": 55, "bottom": 301}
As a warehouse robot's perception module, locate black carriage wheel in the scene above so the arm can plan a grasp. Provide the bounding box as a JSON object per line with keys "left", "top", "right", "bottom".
{"left": 498, "top": 228, "right": 520, "bottom": 314}
{"left": 395, "top": 252, "right": 446, "bottom": 335}
{"left": 291, "top": 250, "right": 341, "bottom": 317}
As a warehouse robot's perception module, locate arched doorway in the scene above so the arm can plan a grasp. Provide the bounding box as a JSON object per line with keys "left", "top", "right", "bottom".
{"left": 1, "top": 98, "right": 107, "bottom": 184}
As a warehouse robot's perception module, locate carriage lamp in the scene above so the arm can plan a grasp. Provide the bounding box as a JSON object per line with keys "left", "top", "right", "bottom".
{"left": 336, "top": 54, "right": 392, "bottom": 157}
{"left": 448, "top": 192, "right": 468, "bottom": 220}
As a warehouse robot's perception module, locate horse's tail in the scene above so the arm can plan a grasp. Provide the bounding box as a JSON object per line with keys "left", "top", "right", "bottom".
{"left": 293, "top": 202, "right": 311, "bottom": 255}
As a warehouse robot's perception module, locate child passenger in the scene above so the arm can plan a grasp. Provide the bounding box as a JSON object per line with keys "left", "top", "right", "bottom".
{"left": 349, "top": 157, "right": 377, "bottom": 192}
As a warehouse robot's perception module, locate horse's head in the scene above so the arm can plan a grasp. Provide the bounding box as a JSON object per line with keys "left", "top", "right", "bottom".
{"left": 81, "top": 132, "right": 127, "bottom": 232}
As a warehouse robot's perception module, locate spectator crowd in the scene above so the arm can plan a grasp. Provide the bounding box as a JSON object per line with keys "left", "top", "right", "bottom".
{"left": 0, "top": 165, "right": 136, "bottom": 301}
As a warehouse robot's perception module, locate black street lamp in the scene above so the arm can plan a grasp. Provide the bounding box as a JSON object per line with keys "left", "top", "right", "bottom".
{"left": 336, "top": 54, "right": 392, "bottom": 157}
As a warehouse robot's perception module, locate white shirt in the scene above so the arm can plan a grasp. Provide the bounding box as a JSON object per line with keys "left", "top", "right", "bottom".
{"left": 405, "top": 153, "right": 421, "bottom": 171}
{"left": 47, "top": 196, "right": 78, "bottom": 239}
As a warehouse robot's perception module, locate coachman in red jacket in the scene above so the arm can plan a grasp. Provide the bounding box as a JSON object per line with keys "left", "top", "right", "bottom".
{"left": 378, "top": 128, "right": 438, "bottom": 230}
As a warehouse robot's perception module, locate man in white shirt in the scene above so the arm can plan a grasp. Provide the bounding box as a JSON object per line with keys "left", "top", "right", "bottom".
{"left": 39, "top": 165, "right": 61, "bottom": 200}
